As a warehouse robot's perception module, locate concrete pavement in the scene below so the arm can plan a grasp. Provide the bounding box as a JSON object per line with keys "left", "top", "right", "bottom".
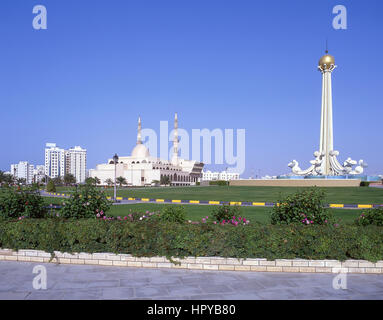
{"left": 0, "top": 261, "right": 382, "bottom": 300}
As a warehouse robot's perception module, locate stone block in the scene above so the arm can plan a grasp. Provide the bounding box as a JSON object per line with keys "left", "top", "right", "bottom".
{"left": 282, "top": 267, "right": 300, "bottom": 273}
{"left": 299, "top": 267, "right": 316, "bottom": 273}
{"left": 325, "top": 260, "right": 342, "bottom": 268}
{"left": 187, "top": 264, "right": 203, "bottom": 269}
{"left": 243, "top": 260, "right": 259, "bottom": 266}
{"left": 266, "top": 266, "right": 283, "bottom": 272}
{"left": 219, "top": 265, "right": 235, "bottom": 271}
{"left": 99, "top": 260, "right": 113, "bottom": 266}
{"left": 308, "top": 261, "right": 325, "bottom": 267}
{"left": 314, "top": 267, "right": 332, "bottom": 273}
{"left": 235, "top": 265, "right": 251, "bottom": 271}
{"left": 365, "top": 268, "right": 382, "bottom": 274}
{"left": 142, "top": 262, "right": 157, "bottom": 268}
{"left": 292, "top": 260, "right": 308, "bottom": 267}
{"left": 250, "top": 266, "right": 267, "bottom": 272}
{"left": 203, "top": 264, "right": 219, "bottom": 270}
{"left": 276, "top": 260, "right": 292, "bottom": 267}
{"left": 259, "top": 261, "right": 276, "bottom": 266}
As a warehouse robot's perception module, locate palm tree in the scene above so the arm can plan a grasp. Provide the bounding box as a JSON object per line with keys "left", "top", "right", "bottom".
{"left": 94, "top": 176, "right": 101, "bottom": 186}
{"left": 116, "top": 176, "right": 127, "bottom": 187}
{"left": 64, "top": 174, "right": 76, "bottom": 185}
{"left": 105, "top": 178, "right": 113, "bottom": 187}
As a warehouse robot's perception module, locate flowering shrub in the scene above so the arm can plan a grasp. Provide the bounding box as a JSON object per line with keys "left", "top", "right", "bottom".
{"left": 200, "top": 215, "right": 250, "bottom": 226}
{"left": 211, "top": 204, "right": 241, "bottom": 223}
{"left": 355, "top": 207, "right": 383, "bottom": 226}
{"left": 0, "top": 186, "right": 47, "bottom": 219}
{"left": 270, "top": 187, "right": 334, "bottom": 225}
{"left": 60, "top": 185, "right": 112, "bottom": 219}
{"left": 96, "top": 209, "right": 158, "bottom": 222}
{"left": 156, "top": 206, "right": 186, "bottom": 223}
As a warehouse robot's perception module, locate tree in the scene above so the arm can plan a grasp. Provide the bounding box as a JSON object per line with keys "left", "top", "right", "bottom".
{"left": 16, "top": 178, "right": 26, "bottom": 185}
{"left": 116, "top": 176, "right": 127, "bottom": 187}
{"left": 52, "top": 176, "right": 62, "bottom": 186}
{"left": 46, "top": 179, "right": 56, "bottom": 192}
{"left": 105, "top": 178, "right": 114, "bottom": 187}
{"left": 94, "top": 176, "right": 101, "bottom": 186}
{"left": 85, "top": 177, "right": 96, "bottom": 185}
{"left": 160, "top": 175, "right": 170, "bottom": 186}
{"left": 64, "top": 174, "right": 76, "bottom": 185}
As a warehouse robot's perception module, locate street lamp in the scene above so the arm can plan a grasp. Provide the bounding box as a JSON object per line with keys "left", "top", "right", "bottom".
{"left": 113, "top": 153, "right": 119, "bottom": 201}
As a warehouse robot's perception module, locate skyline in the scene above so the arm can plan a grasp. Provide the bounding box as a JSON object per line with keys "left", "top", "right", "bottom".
{"left": 1, "top": 0, "right": 382, "bottom": 177}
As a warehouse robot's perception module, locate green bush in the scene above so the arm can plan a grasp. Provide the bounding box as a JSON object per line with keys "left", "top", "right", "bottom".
{"left": 209, "top": 180, "right": 228, "bottom": 186}
{"left": 211, "top": 204, "right": 241, "bottom": 222}
{"left": 157, "top": 206, "right": 186, "bottom": 223}
{"left": 355, "top": 207, "right": 383, "bottom": 226}
{"left": 46, "top": 180, "right": 56, "bottom": 192}
{"left": 360, "top": 181, "right": 371, "bottom": 187}
{"left": 60, "top": 185, "right": 112, "bottom": 219}
{"left": 1, "top": 219, "right": 383, "bottom": 262}
{"left": 271, "top": 187, "right": 334, "bottom": 225}
{"left": 0, "top": 187, "right": 47, "bottom": 219}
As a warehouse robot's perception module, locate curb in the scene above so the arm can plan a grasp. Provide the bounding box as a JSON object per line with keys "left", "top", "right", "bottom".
{"left": 1, "top": 249, "right": 382, "bottom": 274}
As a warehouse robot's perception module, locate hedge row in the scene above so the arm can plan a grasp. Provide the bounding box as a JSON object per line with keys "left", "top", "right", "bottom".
{"left": 1, "top": 219, "right": 383, "bottom": 262}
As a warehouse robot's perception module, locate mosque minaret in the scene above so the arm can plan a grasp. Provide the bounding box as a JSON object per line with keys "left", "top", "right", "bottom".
{"left": 89, "top": 113, "right": 204, "bottom": 186}
{"left": 288, "top": 50, "right": 367, "bottom": 176}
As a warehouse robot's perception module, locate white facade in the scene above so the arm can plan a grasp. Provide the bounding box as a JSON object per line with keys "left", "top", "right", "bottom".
{"left": 65, "top": 146, "right": 87, "bottom": 183}
{"left": 33, "top": 165, "right": 45, "bottom": 183}
{"left": 202, "top": 170, "right": 240, "bottom": 181}
{"left": 89, "top": 114, "right": 204, "bottom": 186}
{"left": 10, "top": 161, "right": 34, "bottom": 184}
{"left": 44, "top": 143, "right": 66, "bottom": 178}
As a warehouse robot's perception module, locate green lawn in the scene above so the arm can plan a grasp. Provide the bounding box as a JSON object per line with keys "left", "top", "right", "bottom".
{"left": 56, "top": 185, "right": 383, "bottom": 204}
{"left": 43, "top": 197, "right": 363, "bottom": 224}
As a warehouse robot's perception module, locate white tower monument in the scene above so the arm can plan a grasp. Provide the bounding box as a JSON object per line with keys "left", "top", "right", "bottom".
{"left": 288, "top": 51, "right": 367, "bottom": 176}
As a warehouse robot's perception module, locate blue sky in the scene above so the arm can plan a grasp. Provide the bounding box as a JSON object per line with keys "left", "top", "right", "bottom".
{"left": 0, "top": 0, "right": 382, "bottom": 177}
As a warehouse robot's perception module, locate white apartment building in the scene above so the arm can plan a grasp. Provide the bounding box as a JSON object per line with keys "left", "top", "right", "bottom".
{"left": 202, "top": 170, "right": 240, "bottom": 181}
{"left": 65, "top": 146, "right": 87, "bottom": 183}
{"left": 33, "top": 165, "right": 45, "bottom": 183}
{"left": 44, "top": 143, "right": 66, "bottom": 178}
{"left": 10, "top": 161, "right": 34, "bottom": 184}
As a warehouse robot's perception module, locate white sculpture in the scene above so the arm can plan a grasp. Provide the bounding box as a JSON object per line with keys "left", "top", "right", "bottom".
{"left": 289, "top": 51, "right": 367, "bottom": 176}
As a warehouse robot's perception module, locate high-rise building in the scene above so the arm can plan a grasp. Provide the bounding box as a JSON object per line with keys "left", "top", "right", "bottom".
{"left": 10, "top": 161, "right": 34, "bottom": 184}
{"left": 33, "top": 165, "right": 45, "bottom": 183}
{"left": 44, "top": 143, "right": 66, "bottom": 178}
{"left": 65, "top": 146, "right": 87, "bottom": 183}
{"left": 44, "top": 143, "right": 87, "bottom": 182}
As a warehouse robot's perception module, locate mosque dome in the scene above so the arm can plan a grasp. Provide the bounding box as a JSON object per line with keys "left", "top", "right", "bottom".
{"left": 319, "top": 53, "right": 335, "bottom": 70}
{"left": 131, "top": 144, "right": 150, "bottom": 158}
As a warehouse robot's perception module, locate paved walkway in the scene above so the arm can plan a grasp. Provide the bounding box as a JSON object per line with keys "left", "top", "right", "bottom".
{"left": 0, "top": 261, "right": 382, "bottom": 300}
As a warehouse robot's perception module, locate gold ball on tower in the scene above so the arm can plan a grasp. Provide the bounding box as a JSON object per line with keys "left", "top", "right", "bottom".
{"left": 318, "top": 52, "right": 335, "bottom": 70}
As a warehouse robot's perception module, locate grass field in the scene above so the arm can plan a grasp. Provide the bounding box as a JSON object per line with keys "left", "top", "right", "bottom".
{"left": 43, "top": 197, "right": 364, "bottom": 225}
{"left": 55, "top": 185, "right": 383, "bottom": 204}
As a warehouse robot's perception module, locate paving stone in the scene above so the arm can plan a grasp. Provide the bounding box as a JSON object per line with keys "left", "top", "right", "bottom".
{"left": 1, "top": 261, "right": 383, "bottom": 300}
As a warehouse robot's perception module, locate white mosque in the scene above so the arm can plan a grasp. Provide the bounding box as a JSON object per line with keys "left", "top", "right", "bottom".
{"left": 89, "top": 113, "right": 204, "bottom": 186}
